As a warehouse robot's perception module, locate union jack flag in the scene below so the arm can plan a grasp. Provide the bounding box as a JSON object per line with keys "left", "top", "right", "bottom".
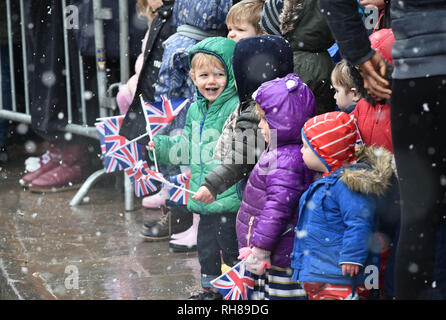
{"left": 142, "top": 95, "right": 190, "bottom": 136}
{"left": 124, "top": 161, "right": 168, "bottom": 197}
{"left": 211, "top": 261, "right": 254, "bottom": 300}
{"left": 95, "top": 120, "right": 123, "bottom": 173}
{"left": 168, "top": 171, "right": 191, "bottom": 205}
{"left": 95, "top": 114, "right": 146, "bottom": 175}
{"left": 124, "top": 161, "right": 157, "bottom": 197}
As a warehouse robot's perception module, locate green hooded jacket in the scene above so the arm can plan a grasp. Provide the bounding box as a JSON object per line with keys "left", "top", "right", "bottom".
{"left": 151, "top": 37, "right": 241, "bottom": 214}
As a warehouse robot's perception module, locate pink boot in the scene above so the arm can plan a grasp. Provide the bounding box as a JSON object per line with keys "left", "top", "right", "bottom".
{"left": 169, "top": 213, "right": 199, "bottom": 252}
{"left": 141, "top": 184, "right": 171, "bottom": 209}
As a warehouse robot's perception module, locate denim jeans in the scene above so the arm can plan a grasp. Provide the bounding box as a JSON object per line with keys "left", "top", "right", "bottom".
{"left": 197, "top": 212, "right": 239, "bottom": 288}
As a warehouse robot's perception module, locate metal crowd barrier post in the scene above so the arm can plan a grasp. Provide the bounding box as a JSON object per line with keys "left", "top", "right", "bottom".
{"left": 0, "top": 0, "right": 136, "bottom": 211}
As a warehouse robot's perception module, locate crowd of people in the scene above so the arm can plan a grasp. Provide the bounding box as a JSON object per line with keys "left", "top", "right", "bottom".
{"left": 2, "top": 0, "right": 445, "bottom": 300}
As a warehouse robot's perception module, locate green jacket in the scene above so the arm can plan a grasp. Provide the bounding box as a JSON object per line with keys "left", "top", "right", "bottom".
{"left": 152, "top": 37, "right": 241, "bottom": 214}
{"left": 281, "top": 0, "right": 335, "bottom": 114}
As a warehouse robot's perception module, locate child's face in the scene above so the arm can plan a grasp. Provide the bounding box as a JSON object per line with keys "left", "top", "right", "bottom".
{"left": 301, "top": 137, "right": 329, "bottom": 173}
{"left": 227, "top": 20, "right": 259, "bottom": 42}
{"left": 190, "top": 63, "right": 227, "bottom": 106}
{"left": 147, "top": 0, "right": 163, "bottom": 11}
{"left": 258, "top": 117, "right": 270, "bottom": 143}
{"left": 333, "top": 83, "right": 360, "bottom": 110}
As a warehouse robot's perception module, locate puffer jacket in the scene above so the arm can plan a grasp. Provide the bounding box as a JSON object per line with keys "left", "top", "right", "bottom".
{"left": 151, "top": 37, "right": 241, "bottom": 214}
{"left": 280, "top": 0, "right": 335, "bottom": 114}
{"left": 290, "top": 145, "right": 394, "bottom": 285}
{"left": 351, "top": 29, "right": 395, "bottom": 153}
{"left": 236, "top": 74, "right": 317, "bottom": 268}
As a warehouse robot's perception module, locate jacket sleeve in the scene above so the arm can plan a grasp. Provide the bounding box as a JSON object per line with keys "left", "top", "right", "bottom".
{"left": 151, "top": 107, "right": 192, "bottom": 166}
{"left": 250, "top": 159, "right": 306, "bottom": 251}
{"left": 202, "top": 102, "right": 263, "bottom": 196}
{"left": 336, "top": 180, "right": 376, "bottom": 266}
{"left": 318, "top": 0, "right": 375, "bottom": 65}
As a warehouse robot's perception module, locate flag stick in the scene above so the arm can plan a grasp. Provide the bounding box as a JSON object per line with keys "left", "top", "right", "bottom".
{"left": 104, "top": 132, "right": 150, "bottom": 157}
{"left": 140, "top": 95, "right": 159, "bottom": 172}
{"left": 150, "top": 176, "right": 223, "bottom": 207}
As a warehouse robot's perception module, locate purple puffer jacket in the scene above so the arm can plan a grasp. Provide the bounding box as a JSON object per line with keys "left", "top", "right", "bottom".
{"left": 236, "top": 74, "right": 316, "bottom": 268}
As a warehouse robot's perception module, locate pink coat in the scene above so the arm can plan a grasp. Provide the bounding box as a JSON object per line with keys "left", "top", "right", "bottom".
{"left": 116, "top": 29, "right": 149, "bottom": 114}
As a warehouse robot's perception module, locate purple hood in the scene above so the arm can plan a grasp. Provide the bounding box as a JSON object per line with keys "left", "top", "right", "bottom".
{"left": 253, "top": 73, "right": 316, "bottom": 147}
{"left": 236, "top": 74, "right": 316, "bottom": 268}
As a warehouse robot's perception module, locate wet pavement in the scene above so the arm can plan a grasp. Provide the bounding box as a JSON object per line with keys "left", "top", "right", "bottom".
{"left": 0, "top": 144, "right": 201, "bottom": 300}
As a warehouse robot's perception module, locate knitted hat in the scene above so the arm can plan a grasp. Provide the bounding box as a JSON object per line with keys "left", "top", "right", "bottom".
{"left": 302, "top": 111, "right": 360, "bottom": 175}
{"left": 259, "top": 0, "right": 284, "bottom": 36}
{"left": 232, "top": 34, "right": 293, "bottom": 101}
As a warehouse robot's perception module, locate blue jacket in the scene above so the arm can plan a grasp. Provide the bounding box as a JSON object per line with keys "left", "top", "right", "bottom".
{"left": 290, "top": 145, "right": 394, "bottom": 285}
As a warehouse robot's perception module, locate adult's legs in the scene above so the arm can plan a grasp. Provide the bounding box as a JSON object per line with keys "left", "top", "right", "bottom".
{"left": 391, "top": 76, "right": 446, "bottom": 299}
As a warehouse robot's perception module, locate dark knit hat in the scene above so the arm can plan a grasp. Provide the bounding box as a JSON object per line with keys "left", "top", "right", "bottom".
{"left": 259, "top": 0, "right": 283, "bottom": 35}
{"left": 232, "top": 34, "right": 294, "bottom": 101}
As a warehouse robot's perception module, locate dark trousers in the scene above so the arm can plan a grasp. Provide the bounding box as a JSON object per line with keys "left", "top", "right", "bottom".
{"left": 197, "top": 212, "right": 239, "bottom": 288}
{"left": 391, "top": 76, "right": 446, "bottom": 299}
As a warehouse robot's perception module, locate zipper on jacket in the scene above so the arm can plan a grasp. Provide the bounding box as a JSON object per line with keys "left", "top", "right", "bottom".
{"left": 247, "top": 216, "right": 254, "bottom": 247}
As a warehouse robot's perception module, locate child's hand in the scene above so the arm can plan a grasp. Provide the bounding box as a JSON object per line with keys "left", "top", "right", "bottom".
{"left": 148, "top": 140, "right": 155, "bottom": 151}
{"left": 192, "top": 186, "right": 216, "bottom": 204}
{"left": 341, "top": 263, "right": 360, "bottom": 277}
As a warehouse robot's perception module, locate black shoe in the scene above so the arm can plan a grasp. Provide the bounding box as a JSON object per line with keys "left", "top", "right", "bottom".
{"left": 140, "top": 205, "right": 192, "bottom": 241}
{"left": 188, "top": 288, "right": 223, "bottom": 300}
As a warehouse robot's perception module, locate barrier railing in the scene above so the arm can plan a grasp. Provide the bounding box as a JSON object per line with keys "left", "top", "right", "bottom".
{"left": 0, "top": 0, "right": 135, "bottom": 211}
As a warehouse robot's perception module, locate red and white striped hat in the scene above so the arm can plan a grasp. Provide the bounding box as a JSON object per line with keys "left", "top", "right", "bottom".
{"left": 302, "top": 111, "right": 360, "bottom": 175}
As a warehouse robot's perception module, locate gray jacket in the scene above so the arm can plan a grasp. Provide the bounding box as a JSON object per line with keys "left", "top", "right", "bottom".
{"left": 391, "top": 0, "right": 446, "bottom": 79}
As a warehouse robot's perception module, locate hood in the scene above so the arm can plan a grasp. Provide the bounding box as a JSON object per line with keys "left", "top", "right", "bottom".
{"left": 172, "top": 0, "right": 231, "bottom": 30}
{"left": 280, "top": 0, "right": 334, "bottom": 52}
{"left": 232, "top": 34, "right": 294, "bottom": 102}
{"left": 340, "top": 145, "right": 395, "bottom": 197}
{"left": 188, "top": 37, "right": 237, "bottom": 107}
{"left": 349, "top": 29, "right": 395, "bottom": 106}
{"left": 254, "top": 73, "right": 316, "bottom": 146}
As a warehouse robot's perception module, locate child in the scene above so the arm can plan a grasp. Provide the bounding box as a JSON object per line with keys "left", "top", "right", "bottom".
{"left": 290, "top": 111, "right": 394, "bottom": 300}
{"left": 236, "top": 74, "right": 316, "bottom": 300}
{"left": 131, "top": 0, "right": 232, "bottom": 252}
{"left": 226, "top": 0, "right": 265, "bottom": 43}
{"left": 148, "top": 37, "right": 241, "bottom": 300}
{"left": 331, "top": 59, "right": 362, "bottom": 114}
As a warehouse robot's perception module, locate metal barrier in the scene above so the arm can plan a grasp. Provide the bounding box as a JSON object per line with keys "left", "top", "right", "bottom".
{"left": 0, "top": 0, "right": 135, "bottom": 211}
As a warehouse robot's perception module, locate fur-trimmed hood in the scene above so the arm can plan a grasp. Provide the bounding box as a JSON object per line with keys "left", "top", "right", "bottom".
{"left": 340, "top": 144, "right": 395, "bottom": 197}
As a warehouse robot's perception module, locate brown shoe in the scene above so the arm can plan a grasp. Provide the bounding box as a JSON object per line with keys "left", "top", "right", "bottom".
{"left": 140, "top": 205, "right": 192, "bottom": 241}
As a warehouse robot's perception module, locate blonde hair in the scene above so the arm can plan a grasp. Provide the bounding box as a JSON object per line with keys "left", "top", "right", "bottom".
{"left": 137, "top": 0, "right": 157, "bottom": 21}
{"left": 226, "top": 0, "right": 265, "bottom": 34}
{"left": 331, "top": 59, "right": 356, "bottom": 92}
{"left": 189, "top": 52, "right": 225, "bottom": 76}
{"left": 253, "top": 103, "right": 265, "bottom": 120}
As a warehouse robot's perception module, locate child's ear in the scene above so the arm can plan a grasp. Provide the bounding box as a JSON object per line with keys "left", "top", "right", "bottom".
{"left": 351, "top": 88, "right": 362, "bottom": 102}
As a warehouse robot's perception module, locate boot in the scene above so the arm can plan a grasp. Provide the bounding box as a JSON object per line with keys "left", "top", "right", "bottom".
{"left": 141, "top": 183, "right": 171, "bottom": 209}
{"left": 169, "top": 213, "right": 199, "bottom": 252}
{"left": 140, "top": 204, "right": 192, "bottom": 241}
{"left": 19, "top": 143, "right": 62, "bottom": 187}
{"left": 28, "top": 143, "right": 89, "bottom": 192}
